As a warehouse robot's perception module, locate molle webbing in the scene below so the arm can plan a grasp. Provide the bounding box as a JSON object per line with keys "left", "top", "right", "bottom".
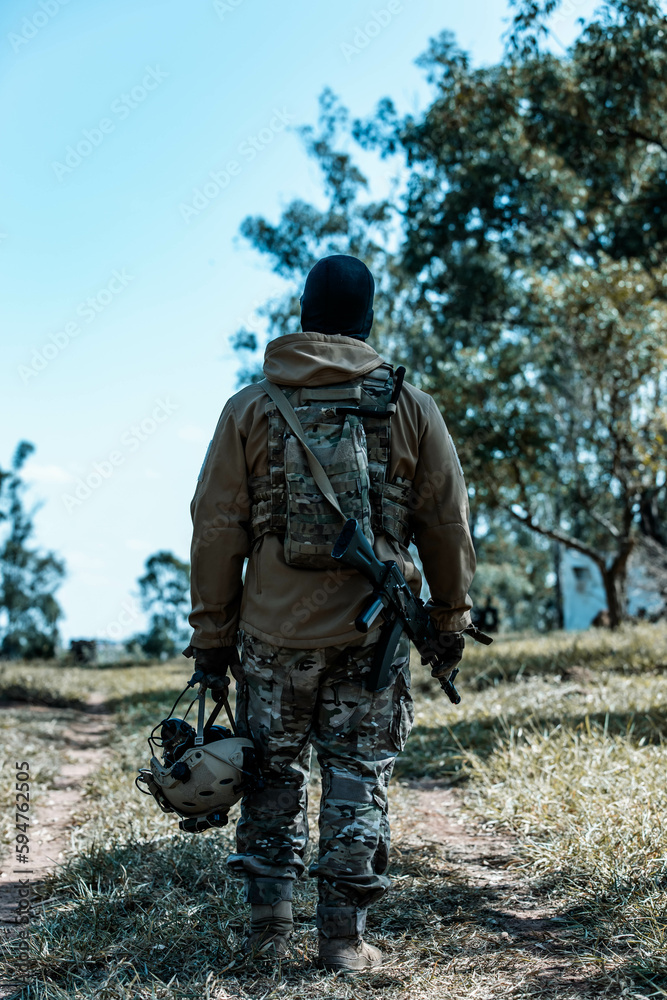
{"left": 249, "top": 366, "right": 413, "bottom": 554}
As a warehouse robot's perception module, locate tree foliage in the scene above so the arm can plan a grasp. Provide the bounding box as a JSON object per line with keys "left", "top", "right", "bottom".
{"left": 130, "top": 551, "right": 190, "bottom": 659}
{"left": 0, "top": 442, "right": 66, "bottom": 659}
{"left": 234, "top": 0, "right": 667, "bottom": 627}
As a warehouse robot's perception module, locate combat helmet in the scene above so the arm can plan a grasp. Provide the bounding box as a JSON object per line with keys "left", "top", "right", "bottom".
{"left": 136, "top": 670, "right": 261, "bottom": 833}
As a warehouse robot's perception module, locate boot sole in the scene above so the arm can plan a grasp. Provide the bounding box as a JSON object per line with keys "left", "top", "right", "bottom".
{"left": 242, "top": 934, "right": 292, "bottom": 960}
{"left": 318, "top": 959, "right": 382, "bottom": 972}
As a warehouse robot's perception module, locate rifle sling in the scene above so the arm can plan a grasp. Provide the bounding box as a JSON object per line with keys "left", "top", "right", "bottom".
{"left": 259, "top": 378, "right": 347, "bottom": 523}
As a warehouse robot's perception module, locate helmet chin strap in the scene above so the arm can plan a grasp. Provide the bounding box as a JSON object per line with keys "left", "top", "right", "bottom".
{"left": 194, "top": 684, "right": 207, "bottom": 746}
{"left": 206, "top": 692, "right": 238, "bottom": 734}
{"left": 193, "top": 674, "right": 239, "bottom": 740}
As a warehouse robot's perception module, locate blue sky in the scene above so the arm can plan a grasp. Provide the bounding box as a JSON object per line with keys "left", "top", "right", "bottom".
{"left": 0, "top": 0, "right": 599, "bottom": 643}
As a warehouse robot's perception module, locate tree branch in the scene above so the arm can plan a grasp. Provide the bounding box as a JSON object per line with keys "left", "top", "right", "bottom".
{"left": 589, "top": 509, "right": 621, "bottom": 539}
{"left": 507, "top": 506, "right": 604, "bottom": 566}
{"left": 623, "top": 126, "right": 667, "bottom": 158}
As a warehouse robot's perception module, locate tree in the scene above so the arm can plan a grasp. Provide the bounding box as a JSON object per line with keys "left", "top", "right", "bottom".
{"left": 130, "top": 551, "right": 190, "bottom": 659}
{"left": 233, "top": 0, "right": 667, "bottom": 627}
{"left": 471, "top": 512, "right": 562, "bottom": 632}
{"left": 0, "top": 442, "right": 66, "bottom": 659}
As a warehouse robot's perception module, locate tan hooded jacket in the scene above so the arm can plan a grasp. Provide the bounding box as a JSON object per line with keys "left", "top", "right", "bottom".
{"left": 189, "top": 332, "right": 476, "bottom": 649}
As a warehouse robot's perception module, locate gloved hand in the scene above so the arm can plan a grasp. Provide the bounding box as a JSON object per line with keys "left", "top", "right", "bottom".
{"left": 421, "top": 631, "right": 465, "bottom": 698}
{"left": 420, "top": 630, "right": 465, "bottom": 670}
{"left": 182, "top": 644, "right": 240, "bottom": 701}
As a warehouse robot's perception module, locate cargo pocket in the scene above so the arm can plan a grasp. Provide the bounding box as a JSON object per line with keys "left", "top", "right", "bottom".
{"left": 319, "top": 678, "right": 373, "bottom": 736}
{"left": 389, "top": 669, "right": 414, "bottom": 753}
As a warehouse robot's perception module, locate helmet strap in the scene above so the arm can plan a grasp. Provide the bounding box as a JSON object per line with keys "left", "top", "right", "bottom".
{"left": 203, "top": 690, "right": 238, "bottom": 736}
{"left": 194, "top": 685, "right": 207, "bottom": 746}
{"left": 192, "top": 676, "right": 239, "bottom": 739}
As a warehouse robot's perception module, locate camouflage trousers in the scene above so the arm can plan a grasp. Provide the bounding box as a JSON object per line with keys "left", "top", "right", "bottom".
{"left": 227, "top": 629, "right": 412, "bottom": 931}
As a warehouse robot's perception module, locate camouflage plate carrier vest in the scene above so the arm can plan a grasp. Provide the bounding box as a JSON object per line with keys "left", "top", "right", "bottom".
{"left": 249, "top": 363, "right": 413, "bottom": 570}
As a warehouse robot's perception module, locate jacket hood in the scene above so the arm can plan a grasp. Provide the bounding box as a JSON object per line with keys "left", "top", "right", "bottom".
{"left": 262, "top": 331, "right": 386, "bottom": 387}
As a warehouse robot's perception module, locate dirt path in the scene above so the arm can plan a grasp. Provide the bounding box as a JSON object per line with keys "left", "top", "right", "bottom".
{"left": 0, "top": 695, "right": 112, "bottom": 937}
{"left": 389, "top": 781, "right": 607, "bottom": 998}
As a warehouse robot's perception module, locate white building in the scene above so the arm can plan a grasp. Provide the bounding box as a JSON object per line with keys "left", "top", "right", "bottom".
{"left": 560, "top": 547, "right": 663, "bottom": 630}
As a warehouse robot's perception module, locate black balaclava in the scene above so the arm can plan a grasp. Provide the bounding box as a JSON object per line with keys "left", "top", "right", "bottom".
{"left": 300, "top": 254, "right": 374, "bottom": 340}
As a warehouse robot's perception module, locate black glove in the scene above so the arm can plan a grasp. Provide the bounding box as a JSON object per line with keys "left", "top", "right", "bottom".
{"left": 182, "top": 644, "right": 240, "bottom": 701}
{"left": 421, "top": 630, "right": 465, "bottom": 694}
{"left": 421, "top": 630, "right": 464, "bottom": 668}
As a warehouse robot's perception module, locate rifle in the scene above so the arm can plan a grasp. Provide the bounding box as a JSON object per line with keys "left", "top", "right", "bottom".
{"left": 331, "top": 518, "right": 492, "bottom": 703}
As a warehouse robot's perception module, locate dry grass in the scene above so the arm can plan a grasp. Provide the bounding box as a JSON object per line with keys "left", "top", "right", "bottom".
{"left": 1, "top": 623, "right": 666, "bottom": 998}
{"left": 0, "top": 658, "right": 185, "bottom": 709}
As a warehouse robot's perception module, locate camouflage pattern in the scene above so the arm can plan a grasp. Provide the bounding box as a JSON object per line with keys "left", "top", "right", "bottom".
{"left": 227, "top": 629, "right": 413, "bottom": 924}
{"left": 283, "top": 406, "right": 373, "bottom": 567}
{"left": 247, "top": 365, "right": 414, "bottom": 568}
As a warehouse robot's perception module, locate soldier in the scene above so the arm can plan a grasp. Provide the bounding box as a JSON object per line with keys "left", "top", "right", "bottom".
{"left": 186, "top": 254, "right": 476, "bottom": 971}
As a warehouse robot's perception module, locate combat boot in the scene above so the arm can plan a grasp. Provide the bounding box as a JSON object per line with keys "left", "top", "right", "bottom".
{"left": 242, "top": 878, "right": 293, "bottom": 959}
{"left": 316, "top": 902, "right": 383, "bottom": 972}
{"left": 318, "top": 934, "right": 382, "bottom": 971}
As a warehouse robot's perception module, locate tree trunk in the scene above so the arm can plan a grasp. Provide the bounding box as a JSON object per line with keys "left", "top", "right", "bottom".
{"left": 600, "top": 567, "right": 624, "bottom": 628}
{"left": 600, "top": 540, "right": 634, "bottom": 629}
{"left": 552, "top": 539, "right": 564, "bottom": 630}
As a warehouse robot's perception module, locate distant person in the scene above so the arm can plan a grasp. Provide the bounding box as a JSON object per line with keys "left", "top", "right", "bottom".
{"left": 69, "top": 639, "right": 97, "bottom": 664}
{"left": 474, "top": 596, "right": 499, "bottom": 634}
{"left": 186, "top": 254, "right": 476, "bottom": 970}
